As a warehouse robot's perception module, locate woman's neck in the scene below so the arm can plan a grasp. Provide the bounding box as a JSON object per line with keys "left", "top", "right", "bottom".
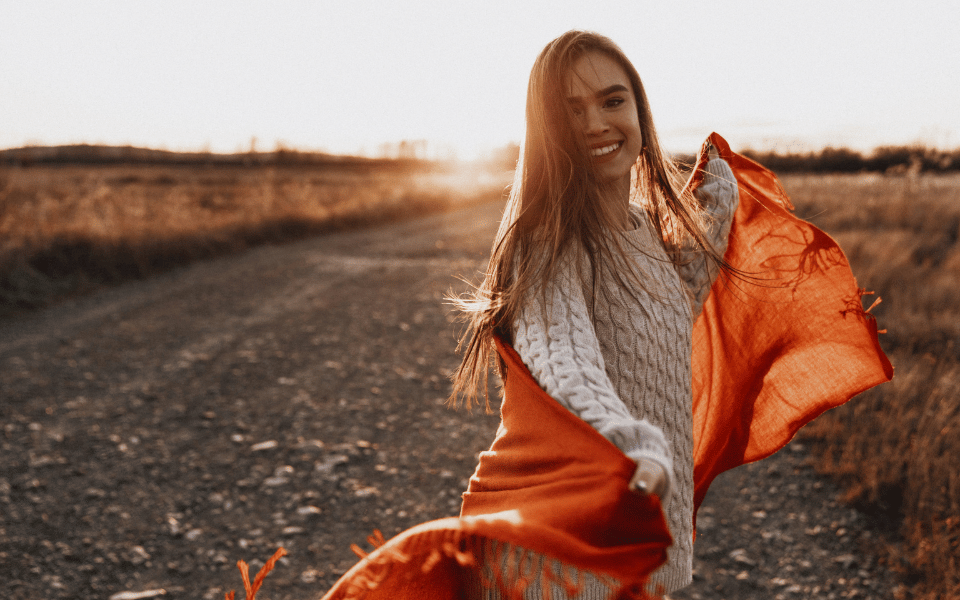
{"left": 602, "top": 174, "right": 633, "bottom": 230}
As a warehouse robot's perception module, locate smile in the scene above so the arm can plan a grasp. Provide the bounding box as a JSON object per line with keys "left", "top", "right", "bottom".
{"left": 591, "top": 142, "right": 622, "bottom": 157}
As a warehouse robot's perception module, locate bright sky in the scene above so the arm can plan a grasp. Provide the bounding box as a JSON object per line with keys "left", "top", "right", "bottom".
{"left": 2, "top": 0, "right": 959, "bottom": 158}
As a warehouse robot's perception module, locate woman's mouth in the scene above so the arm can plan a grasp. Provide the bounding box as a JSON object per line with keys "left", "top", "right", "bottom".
{"left": 591, "top": 141, "right": 622, "bottom": 158}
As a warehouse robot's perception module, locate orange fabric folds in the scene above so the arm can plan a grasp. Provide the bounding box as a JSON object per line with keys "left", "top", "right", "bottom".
{"left": 688, "top": 133, "right": 894, "bottom": 512}
{"left": 319, "top": 133, "right": 893, "bottom": 599}
{"left": 459, "top": 337, "right": 674, "bottom": 581}
{"left": 321, "top": 338, "right": 672, "bottom": 600}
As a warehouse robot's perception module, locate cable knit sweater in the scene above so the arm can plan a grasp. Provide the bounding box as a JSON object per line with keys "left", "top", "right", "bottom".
{"left": 510, "top": 158, "right": 739, "bottom": 597}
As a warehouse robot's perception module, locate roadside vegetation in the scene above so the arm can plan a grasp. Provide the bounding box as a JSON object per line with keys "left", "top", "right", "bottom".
{"left": 0, "top": 149, "right": 512, "bottom": 315}
{"left": 785, "top": 172, "right": 960, "bottom": 600}
{"left": 1, "top": 144, "right": 957, "bottom": 598}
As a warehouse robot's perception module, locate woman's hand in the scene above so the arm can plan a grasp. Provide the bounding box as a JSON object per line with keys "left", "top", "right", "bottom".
{"left": 707, "top": 141, "right": 720, "bottom": 162}
{"left": 630, "top": 458, "right": 671, "bottom": 507}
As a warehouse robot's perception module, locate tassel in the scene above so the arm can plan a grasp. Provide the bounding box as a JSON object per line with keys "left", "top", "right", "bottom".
{"left": 225, "top": 548, "right": 287, "bottom": 600}
{"left": 367, "top": 530, "right": 386, "bottom": 549}
{"left": 857, "top": 289, "right": 888, "bottom": 334}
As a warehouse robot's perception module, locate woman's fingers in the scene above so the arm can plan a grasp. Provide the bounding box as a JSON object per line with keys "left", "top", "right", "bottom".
{"left": 707, "top": 142, "right": 720, "bottom": 162}
{"left": 630, "top": 458, "right": 668, "bottom": 499}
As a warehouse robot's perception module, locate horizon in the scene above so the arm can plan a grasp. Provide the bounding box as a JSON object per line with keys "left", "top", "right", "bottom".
{"left": 4, "top": 137, "right": 958, "bottom": 163}
{"left": 3, "top": 1, "right": 959, "bottom": 159}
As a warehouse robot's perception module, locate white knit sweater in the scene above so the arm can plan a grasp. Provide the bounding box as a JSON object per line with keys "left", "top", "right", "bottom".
{"left": 511, "top": 158, "right": 739, "bottom": 596}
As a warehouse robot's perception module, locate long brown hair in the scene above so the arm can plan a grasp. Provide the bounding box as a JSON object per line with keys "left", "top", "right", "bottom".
{"left": 449, "top": 30, "right": 727, "bottom": 409}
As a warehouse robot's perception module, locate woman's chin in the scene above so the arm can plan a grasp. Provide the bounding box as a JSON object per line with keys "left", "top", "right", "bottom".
{"left": 592, "top": 153, "right": 638, "bottom": 189}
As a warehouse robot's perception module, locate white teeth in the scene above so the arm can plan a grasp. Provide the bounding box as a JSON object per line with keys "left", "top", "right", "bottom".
{"left": 592, "top": 142, "right": 621, "bottom": 157}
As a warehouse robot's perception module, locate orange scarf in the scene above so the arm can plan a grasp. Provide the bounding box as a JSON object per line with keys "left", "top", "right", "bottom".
{"left": 319, "top": 133, "right": 893, "bottom": 600}
{"left": 689, "top": 133, "right": 894, "bottom": 515}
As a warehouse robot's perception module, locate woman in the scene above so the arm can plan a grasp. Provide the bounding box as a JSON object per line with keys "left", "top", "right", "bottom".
{"left": 319, "top": 28, "right": 892, "bottom": 600}
{"left": 450, "top": 30, "right": 739, "bottom": 597}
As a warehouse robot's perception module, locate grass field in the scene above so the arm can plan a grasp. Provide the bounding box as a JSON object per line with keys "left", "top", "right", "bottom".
{"left": 1, "top": 162, "right": 957, "bottom": 597}
{"left": 0, "top": 161, "right": 510, "bottom": 314}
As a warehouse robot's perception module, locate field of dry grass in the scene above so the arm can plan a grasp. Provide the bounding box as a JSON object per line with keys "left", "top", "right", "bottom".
{"left": 1, "top": 161, "right": 957, "bottom": 597}
{"left": 783, "top": 173, "right": 960, "bottom": 599}
{"left": 0, "top": 161, "right": 510, "bottom": 314}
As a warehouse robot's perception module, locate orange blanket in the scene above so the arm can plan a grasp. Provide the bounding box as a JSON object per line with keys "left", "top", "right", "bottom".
{"left": 319, "top": 133, "right": 894, "bottom": 600}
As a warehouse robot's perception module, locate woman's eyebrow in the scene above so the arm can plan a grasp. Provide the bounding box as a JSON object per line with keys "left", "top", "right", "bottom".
{"left": 566, "top": 84, "right": 629, "bottom": 103}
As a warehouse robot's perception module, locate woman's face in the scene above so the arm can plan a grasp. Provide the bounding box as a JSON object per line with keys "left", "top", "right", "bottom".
{"left": 564, "top": 51, "right": 643, "bottom": 189}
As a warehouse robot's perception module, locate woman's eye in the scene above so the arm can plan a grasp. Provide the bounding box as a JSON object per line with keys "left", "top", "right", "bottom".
{"left": 605, "top": 97, "right": 625, "bottom": 109}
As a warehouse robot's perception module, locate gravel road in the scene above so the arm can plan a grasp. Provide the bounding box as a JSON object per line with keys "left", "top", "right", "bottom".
{"left": 1, "top": 200, "right": 903, "bottom": 599}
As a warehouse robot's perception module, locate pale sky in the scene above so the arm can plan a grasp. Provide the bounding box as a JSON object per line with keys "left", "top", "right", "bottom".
{"left": 2, "top": 0, "right": 959, "bottom": 158}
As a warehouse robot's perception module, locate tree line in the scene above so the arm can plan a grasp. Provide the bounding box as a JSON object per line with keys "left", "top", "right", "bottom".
{"left": 4, "top": 142, "right": 960, "bottom": 174}
{"left": 737, "top": 145, "right": 960, "bottom": 174}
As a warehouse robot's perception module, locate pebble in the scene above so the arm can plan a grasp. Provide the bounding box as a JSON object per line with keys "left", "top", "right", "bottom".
{"left": 126, "top": 545, "right": 151, "bottom": 565}
{"left": 300, "top": 568, "right": 322, "bottom": 583}
{"left": 729, "top": 548, "right": 757, "bottom": 567}
{"left": 251, "top": 440, "right": 279, "bottom": 451}
{"left": 109, "top": 591, "right": 167, "bottom": 600}
{"left": 834, "top": 554, "right": 857, "bottom": 568}
{"left": 315, "top": 454, "right": 350, "bottom": 474}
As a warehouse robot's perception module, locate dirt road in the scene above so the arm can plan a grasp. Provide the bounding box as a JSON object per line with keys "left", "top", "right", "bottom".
{"left": 1, "top": 201, "right": 901, "bottom": 599}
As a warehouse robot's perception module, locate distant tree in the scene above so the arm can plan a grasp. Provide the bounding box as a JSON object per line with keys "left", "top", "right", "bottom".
{"left": 738, "top": 145, "right": 960, "bottom": 174}
{"left": 868, "top": 146, "right": 915, "bottom": 173}
{"left": 818, "top": 147, "right": 864, "bottom": 172}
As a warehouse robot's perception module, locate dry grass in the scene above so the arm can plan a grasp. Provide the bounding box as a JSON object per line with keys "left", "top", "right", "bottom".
{"left": 0, "top": 161, "right": 510, "bottom": 313}
{"left": 784, "top": 173, "right": 960, "bottom": 599}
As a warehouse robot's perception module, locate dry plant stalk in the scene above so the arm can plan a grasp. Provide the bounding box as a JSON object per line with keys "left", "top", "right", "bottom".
{"left": 225, "top": 547, "right": 288, "bottom": 600}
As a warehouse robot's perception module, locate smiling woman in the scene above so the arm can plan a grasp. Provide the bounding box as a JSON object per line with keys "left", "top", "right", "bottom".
{"left": 450, "top": 29, "right": 738, "bottom": 598}
{"left": 319, "top": 29, "right": 892, "bottom": 600}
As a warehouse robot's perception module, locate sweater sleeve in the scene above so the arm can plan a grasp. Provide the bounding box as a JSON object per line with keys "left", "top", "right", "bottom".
{"left": 512, "top": 251, "right": 674, "bottom": 490}
{"left": 677, "top": 157, "right": 739, "bottom": 316}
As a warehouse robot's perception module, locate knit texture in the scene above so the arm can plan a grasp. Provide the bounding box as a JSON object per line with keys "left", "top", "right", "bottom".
{"left": 510, "top": 158, "right": 738, "bottom": 595}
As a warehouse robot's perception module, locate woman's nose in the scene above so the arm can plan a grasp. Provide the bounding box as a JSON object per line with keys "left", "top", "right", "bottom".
{"left": 582, "top": 106, "right": 608, "bottom": 136}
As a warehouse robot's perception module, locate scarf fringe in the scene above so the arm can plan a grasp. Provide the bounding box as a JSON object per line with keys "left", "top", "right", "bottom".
{"left": 859, "top": 289, "right": 888, "bottom": 333}
{"left": 328, "top": 526, "right": 657, "bottom": 600}
{"left": 841, "top": 288, "right": 887, "bottom": 334}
